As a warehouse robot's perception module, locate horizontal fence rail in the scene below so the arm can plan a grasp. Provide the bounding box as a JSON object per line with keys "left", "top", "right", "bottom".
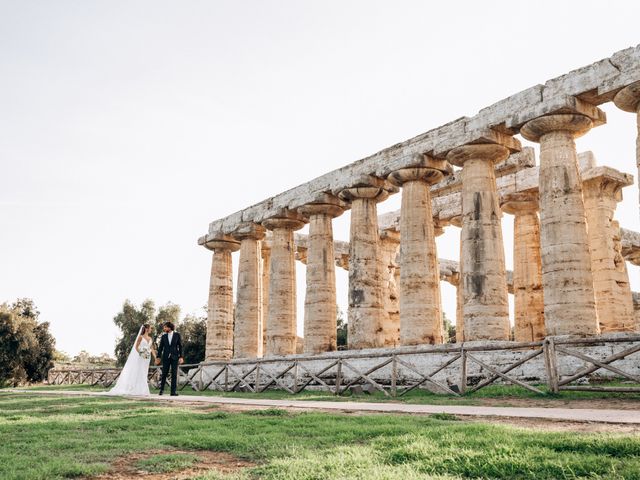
{"left": 47, "top": 335, "right": 640, "bottom": 396}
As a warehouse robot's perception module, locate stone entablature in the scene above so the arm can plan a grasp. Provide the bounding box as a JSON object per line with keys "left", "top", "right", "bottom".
{"left": 200, "top": 45, "right": 639, "bottom": 239}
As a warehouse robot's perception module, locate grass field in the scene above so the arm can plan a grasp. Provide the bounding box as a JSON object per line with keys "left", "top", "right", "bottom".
{"left": 23, "top": 382, "right": 640, "bottom": 407}
{"left": 2, "top": 391, "right": 640, "bottom": 479}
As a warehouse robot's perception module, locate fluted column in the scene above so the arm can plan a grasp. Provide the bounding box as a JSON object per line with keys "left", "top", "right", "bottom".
{"left": 338, "top": 178, "right": 396, "bottom": 349}
{"left": 379, "top": 230, "right": 401, "bottom": 347}
{"left": 388, "top": 161, "right": 450, "bottom": 346}
{"left": 232, "top": 223, "right": 266, "bottom": 359}
{"left": 449, "top": 215, "right": 464, "bottom": 343}
{"left": 614, "top": 82, "right": 640, "bottom": 220}
{"left": 447, "top": 144, "right": 510, "bottom": 341}
{"left": 298, "top": 200, "right": 344, "bottom": 354}
{"left": 260, "top": 241, "right": 271, "bottom": 354}
{"left": 521, "top": 114, "right": 599, "bottom": 336}
{"left": 262, "top": 211, "right": 306, "bottom": 356}
{"left": 583, "top": 173, "right": 635, "bottom": 332}
{"left": 502, "top": 193, "right": 545, "bottom": 342}
{"left": 204, "top": 236, "right": 240, "bottom": 360}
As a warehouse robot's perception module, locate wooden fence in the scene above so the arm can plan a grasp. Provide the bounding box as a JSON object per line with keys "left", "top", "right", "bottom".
{"left": 47, "top": 335, "right": 640, "bottom": 396}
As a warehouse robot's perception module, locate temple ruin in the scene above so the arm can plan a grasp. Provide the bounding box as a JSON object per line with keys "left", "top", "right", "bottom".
{"left": 198, "top": 44, "right": 640, "bottom": 370}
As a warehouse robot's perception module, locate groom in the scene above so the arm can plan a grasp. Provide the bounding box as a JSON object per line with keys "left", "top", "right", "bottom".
{"left": 155, "top": 321, "right": 184, "bottom": 396}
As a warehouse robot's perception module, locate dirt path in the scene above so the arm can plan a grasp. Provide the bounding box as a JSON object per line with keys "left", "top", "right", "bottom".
{"left": 12, "top": 389, "right": 640, "bottom": 426}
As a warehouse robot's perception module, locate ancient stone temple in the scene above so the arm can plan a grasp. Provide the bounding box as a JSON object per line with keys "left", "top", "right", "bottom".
{"left": 199, "top": 44, "right": 640, "bottom": 361}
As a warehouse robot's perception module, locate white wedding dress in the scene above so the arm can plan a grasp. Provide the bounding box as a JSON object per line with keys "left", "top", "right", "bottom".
{"left": 108, "top": 329, "right": 152, "bottom": 396}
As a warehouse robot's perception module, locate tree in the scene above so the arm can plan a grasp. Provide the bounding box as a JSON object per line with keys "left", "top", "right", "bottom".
{"left": 443, "top": 312, "right": 456, "bottom": 344}
{"left": 112, "top": 300, "right": 182, "bottom": 366}
{"left": 113, "top": 299, "right": 157, "bottom": 366}
{"left": 180, "top": 312, "right": 207, "bottom": 365}
{"left": 336, "top": 307, "right": 347, "bottom": 349}
{"left": 0, "top": 299, "right": 55, "bottom": 386}
{"left": 23, "top": 321, "right": 56, "bottom": 382}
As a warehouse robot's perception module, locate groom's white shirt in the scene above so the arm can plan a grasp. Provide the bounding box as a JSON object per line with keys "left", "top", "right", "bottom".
{"left": 168, "top": 331, "right": 174, "bottom": 345}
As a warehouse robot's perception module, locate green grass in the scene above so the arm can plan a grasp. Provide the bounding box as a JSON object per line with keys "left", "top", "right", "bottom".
{"left": 136, "top": 452, "right": 200, "bottom": 473}
{"left": 20, "top": 381, "right": 640, "bottom": 407}
{"left": 1, "top": 392, "right": 640, "bottom": 479}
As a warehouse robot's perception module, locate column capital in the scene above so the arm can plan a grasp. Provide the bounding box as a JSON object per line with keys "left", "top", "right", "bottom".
{"left": 298, "top": 194, "right": 346, "bottom": 218}
{"left": 204, "top": 233, "right": 240, "bottom": 252}
{"left": 434, "top": 218, "right": 446, "bottom": 237}
{"left": 582, "top": 167, "right": 633, "bottom": 202}
{"left": 380, "top": 229, "right": 400, "bottom": 244}
{"left": 501, "top": 192, "right": 539, "bottom": 215}
{"left": 232, "top": 222, "right": 266, "bottom": 241}
{"left": 262, "top": 209, "right": 306, "bottom": 231}
{"left": 446, "top": 143, "right": 510, "bottom": 167}
{"left": 387, "top": 156, "right": 452, "bottom": 187}
{"left": 613, "top": 81, "right": 640, "bottom": 113}
{"left": 520, "top": 114, "right": 593, "bottom": 142}
{"left": 336, "top": 175, "right": 398, "bottom": 202}
{"left": 449, "top": 215, "right": 462, "bottom": 228}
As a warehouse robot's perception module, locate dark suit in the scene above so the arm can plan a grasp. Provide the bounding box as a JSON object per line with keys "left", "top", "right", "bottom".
{"left": 157, "top": 331, "right": 183, "bottom": 395}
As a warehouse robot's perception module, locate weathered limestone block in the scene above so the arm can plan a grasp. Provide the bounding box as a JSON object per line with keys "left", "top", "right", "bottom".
{"left": 299, "top": 199, "right": 345, "bottom": 354}
{"left": 379, "top": 230, "right": 401, "bottom": 347}
{"left": 614, "top": 81, "right": 640, "bottom": 220}
{"left": 447, "top": 144, "right": 511, "bottom": 341}
{"left": 338, "top": 176, "right": 398, "bottom": 349}
{"left": 388, "top": 158, "right": 451, "bottom": 346}
{"left": 521, "top": 114, "right": 601, "bottom": 336}
{"left": 232, "top": 223, "right": 266, "bottom": 359}
{"left": 204, "top": 236, "right": 240, "bottom": 360}
{"left": 583, "top": 170, "right": 635, "bottom": 332}
{"left": 501, "top": 193, "right": 545, "bottom": 342}
{"left": 262, "top": 210, "right": 306, "bottom": 356}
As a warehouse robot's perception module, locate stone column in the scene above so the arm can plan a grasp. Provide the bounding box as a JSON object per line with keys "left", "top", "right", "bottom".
{"left": 379, "top": 230, "right": 401, "bottom": 347}
{"left": 614, "top": 82, "right": 640, "bottom": 219}
{"left": 204, "top": 236, "right": 240, "bottom": 360}
{"left": 521, "top": 114, "right": 599, "bottom": 336}
{"left": 388, "top": 161, "right": 450, "bottom": 346}
{"left": 583, "top": 173, "right": 635, "bottom": 332}
{"left": 447, "top": 144, "right": 511, "bottom": 341}
{"left": 232, "top": 223, "right": 266, "bottom": 359}
{"left": 502, "top": 193, "right": 545, "bottom": 342}
{"left": 262, "top": 211, "right": 306, "bottom": 356}
{"left": 449, "top": 215, "right": 464, "bottom": 343}
{"left": 260, "top": 241, "right": 271, "bottom": 354}
{"left": 338, "top": 178, "right": 396, "bottom": 349}
{"left": 298, "top": 199, "right": 344, "bottom": 354}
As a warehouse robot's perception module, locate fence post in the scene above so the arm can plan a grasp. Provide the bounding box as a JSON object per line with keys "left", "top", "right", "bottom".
{"left": 391, "top": 354, "right": 397, "bottom": 397}
{"left": 335, "top": 359, "right": 342, "bottom": 396}
{"left": 459, "top": 346, "right": 467, "bottom": 395}
{"left": 254, "top": 360, "right": 260, "bottom": 393}
{"left": 544, "top": 337, "right": 559, "bottom": 394}
{"left": 292, "top": 361, "right": 299, "bottom": 394}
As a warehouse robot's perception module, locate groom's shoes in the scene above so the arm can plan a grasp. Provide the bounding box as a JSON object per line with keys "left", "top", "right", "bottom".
{"left": 158, "top": 390, "right": 164, "bottom": 396}
{"left": 170, "top": 393, "right": 178, "bottom": 396}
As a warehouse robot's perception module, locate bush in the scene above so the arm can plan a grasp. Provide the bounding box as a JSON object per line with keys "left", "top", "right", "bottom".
{"left": 0, "top": 299, "right": 55, "bottom": 386}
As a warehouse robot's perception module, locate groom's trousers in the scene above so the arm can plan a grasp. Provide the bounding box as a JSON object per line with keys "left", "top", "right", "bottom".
{"left": 160, "top": 357, "right": 179, "bottom": 395}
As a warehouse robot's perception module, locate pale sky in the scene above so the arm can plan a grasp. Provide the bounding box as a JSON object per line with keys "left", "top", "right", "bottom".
{"left": 2, "top": 1, "right": 639, "bottom": 357}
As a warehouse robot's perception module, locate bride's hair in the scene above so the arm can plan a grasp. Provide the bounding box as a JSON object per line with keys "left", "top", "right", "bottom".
{"left": 141, "top": 323, "right": 151, "bottom": 335}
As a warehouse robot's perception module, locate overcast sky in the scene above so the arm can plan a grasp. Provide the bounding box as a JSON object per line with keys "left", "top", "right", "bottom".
{"left": 1, "top": 1, "right": 639, "bottom": 357}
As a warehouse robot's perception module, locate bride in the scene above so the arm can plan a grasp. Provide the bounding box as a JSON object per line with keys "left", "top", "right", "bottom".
{"left": 108, "top": 324, "right": 156, "bottom": 396}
